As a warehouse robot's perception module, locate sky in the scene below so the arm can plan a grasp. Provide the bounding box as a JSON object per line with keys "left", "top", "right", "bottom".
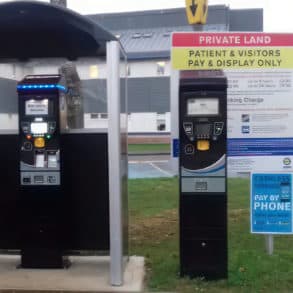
{"left": 2, "top": 0, "right": 293, "bottom": 32}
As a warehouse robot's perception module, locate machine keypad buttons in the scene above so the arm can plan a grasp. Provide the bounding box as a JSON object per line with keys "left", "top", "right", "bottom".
{"left": 48, "top": 154, "right": 58, "bottom": 168}
{"left": 48, "top": 176, "right": 57, "bottom": 184}
{"left": 34, "top": 175, "right": 44, "bottom": 184}
{"left": 214, "top": 122, "right": 224, "bottom": 135}
{"left": 21, "top": 172, "right": 60, "bottom": 185}
{"left": 21, "top": 122, "right": 30, "bottom": 134}
{"left": 22, "top": 177, "right": 31, "bottom": 184}
{"left": 23, "top": 142, "right": 33, "bottom": 151}
{"left": 185, "top": 144, "right": 195, "bottom": 155}
{"left": 48, "top": 122, "right": 56, "bottom": 134}
{"left": 195, "top": 181, "right": 208, "bottom": 191}
{"left": 197, "top": 134, "right": 210, "bottom": 139}
{"left": 183, "top": 122, "right": 193, "bottom": 136}
{"left": 34, "top": 137, "right": 45, "bottom": 148}
{"left": 197, "top": 140, "right": 210, "bottom": 151}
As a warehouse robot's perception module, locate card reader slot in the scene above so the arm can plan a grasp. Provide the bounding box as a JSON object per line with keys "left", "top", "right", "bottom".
{"left": 34, "top": 175, "right": 44, "bottom": 184}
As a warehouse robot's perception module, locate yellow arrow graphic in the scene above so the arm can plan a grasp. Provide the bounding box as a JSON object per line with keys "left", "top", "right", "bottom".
{"left": 185, "top": 0, "right": 208, "bottom": 25}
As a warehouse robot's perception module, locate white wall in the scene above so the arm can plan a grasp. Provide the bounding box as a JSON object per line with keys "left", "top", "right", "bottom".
{"left": 128, "top": 112, "right": 170, "bottom": 133}
{"left": 0, "top": 112, "right": 170, "bottom": 132}
{"left": 0, "top": 114, "right": 18, "bottom": 130}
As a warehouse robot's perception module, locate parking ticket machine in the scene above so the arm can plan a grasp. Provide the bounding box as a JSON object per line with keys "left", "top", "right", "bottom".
{"left": 179, "top": 70, "right": 227, "bottom": 279}
{"left": 17, "top": 75, "right": 66, "bottom": 268}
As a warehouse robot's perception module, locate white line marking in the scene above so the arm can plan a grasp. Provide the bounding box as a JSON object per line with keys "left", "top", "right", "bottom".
{"left": 129, "top": 160, "right": 168, "bottom": 164}
{"left": 149, "top": 162, "right": 173, "bottom": 177}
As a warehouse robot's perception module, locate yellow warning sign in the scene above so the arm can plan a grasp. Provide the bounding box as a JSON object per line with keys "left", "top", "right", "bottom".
{"left": 185, "top": 0, "right": 208, "bottom": 25}
{"left": 172, "top": 47, "right": 293, "bottom": 70}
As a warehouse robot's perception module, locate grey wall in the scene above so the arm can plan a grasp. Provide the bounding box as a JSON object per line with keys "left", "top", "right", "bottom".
{"left": 0, "top": 77, "right": 169, "bottom": 114}
{"left": 127, "top": 77, "right": 170, "bottom": 113}
{"left": 0, "top": 79, "right": 17, "bottom": 113}
{"left": 81, "top": 79, "right": 107, "bottom": 113}
{"left": 82, "top": 77, "right": 170, "bottom": 113}
{"left": 229, "top": 9, "right": 263, "bottom": 31}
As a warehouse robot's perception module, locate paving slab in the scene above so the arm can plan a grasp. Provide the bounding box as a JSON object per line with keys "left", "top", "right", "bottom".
{"left": 0, "top": 255, "right": 144, "bottom": 292}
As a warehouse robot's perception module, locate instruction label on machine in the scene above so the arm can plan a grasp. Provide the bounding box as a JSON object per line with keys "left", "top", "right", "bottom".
{"left": 172, "top": 33, "right": 293, "bottom": 174}
{"left": 251, "top": 173, "right": 293, "bottom": 234}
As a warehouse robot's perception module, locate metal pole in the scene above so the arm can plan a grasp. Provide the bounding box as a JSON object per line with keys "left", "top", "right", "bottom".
{"left": 107, "top": 41, "right": 124, "bottom": 286}
{"left": 170, "top": 69, "right": 179, "bottom": 175}
{"left": 265, "top": 234, "right": 274, "bottom": 255}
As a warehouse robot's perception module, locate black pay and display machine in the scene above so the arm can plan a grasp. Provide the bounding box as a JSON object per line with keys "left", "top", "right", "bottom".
{"left": 179, "top": 70, "right": 227, "bottom": 280}
{"left": 18, "top": 75, "right": 66, "bottom": 268}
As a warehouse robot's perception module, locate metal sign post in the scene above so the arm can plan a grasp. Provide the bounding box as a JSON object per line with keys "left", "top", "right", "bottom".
{"left": 265, "top": 235, "right": 274, "bottom": 255}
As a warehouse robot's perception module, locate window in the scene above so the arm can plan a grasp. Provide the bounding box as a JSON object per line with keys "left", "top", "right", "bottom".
{"left": 132, "top": 33, "right": 142, "bottom": 39}
{"left": 157, "top": 113, "right": 166, "bottom": 131}
{"left": 100, "top": 113, "right": 108, "bottom": 119}
{"left": 157, "top": 61, "right": 166, "bottom": 75}
{"left": 142, "top": 33, "right": 153, "bottom": 38}
{"left": 90, "top": 113, "right": 99, "bottom": 119}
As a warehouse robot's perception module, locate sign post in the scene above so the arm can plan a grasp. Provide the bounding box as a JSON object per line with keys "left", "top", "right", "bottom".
{"left": 265, "top": 235, "right": 274, "bottom": 255}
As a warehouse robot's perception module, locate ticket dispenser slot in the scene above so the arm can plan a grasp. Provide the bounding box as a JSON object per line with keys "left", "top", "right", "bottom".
{"left": 17, "top": 75, "right": 67, "bottom": 268}
{"left": 179, "top": 70, "right": 227, "bottom": 280}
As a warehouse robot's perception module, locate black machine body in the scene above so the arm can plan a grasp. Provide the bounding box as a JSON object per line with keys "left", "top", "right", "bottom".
{"left": 17, "top": 75, "right": 66, "bottom": 268}
{"left": 179, "top": 70, "right": 228, "bottom": 280}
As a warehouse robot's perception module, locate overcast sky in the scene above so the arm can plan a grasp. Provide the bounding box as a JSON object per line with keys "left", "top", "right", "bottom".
{"left": 3, "top": 0, "right": 293, "bottom": 32}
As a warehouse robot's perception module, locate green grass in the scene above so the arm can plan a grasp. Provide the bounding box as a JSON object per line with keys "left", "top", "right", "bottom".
{"left": 128, "top": 178, "right": 293, "bottom": 293}
{"left": 128, "top": 143, "right": 170, "bottom": 154}
{"left": 129, "top": 177, "right": 178, "bottom": 218}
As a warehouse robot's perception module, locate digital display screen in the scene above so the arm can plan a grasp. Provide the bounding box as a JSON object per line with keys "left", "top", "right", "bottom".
{"left": 187, "top": 98, "right": 219, "bottom": 116}
{"left": 25, "top": 99, "right": 49, "bottom": 116}
{"left": 30, "top": 122, "right": 48, "bottom": 134}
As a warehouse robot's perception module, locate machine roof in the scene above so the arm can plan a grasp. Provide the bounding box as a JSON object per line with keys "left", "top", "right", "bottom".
{"left": 0, "top": 1, "right": 116, "bottom": 60}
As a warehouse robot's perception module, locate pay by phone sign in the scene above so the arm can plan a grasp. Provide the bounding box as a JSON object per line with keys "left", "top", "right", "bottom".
{"left": 171, "top": 33, "right": 293, "bottom": 70}
{"left": 251, "top": 173, "right": 293, "bottom": 234}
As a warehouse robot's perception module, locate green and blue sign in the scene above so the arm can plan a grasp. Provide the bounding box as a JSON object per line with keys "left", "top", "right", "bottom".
{"left": 251, "top": 173, "right": 293, "bottom": 234}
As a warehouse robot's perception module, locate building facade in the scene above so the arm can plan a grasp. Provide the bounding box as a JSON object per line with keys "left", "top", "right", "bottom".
{"left": 88, "top": 6, "right": 263, "bottom": 134}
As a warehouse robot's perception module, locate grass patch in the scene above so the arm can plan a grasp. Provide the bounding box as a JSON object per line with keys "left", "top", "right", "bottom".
{"left": 128, "top": 143, "right": 170, "bottom": 154}
{"left": 129, "top": 177, "right": 178, "bottom": 218}
{"left": 129, "top": 178, "right": 293, "bottom": 292}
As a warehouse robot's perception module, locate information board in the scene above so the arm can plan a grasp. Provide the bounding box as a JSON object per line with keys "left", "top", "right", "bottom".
{"left": 251, "top": 173, "right": 293, "bottom": 234}
{"left": 172, "top": 33, "right": 293, "bottom": 174}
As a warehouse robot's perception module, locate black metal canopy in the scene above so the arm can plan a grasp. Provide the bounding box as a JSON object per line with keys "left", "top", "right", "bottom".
{"left": 0, "top": 1, "right": 117, "bottom": 60}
